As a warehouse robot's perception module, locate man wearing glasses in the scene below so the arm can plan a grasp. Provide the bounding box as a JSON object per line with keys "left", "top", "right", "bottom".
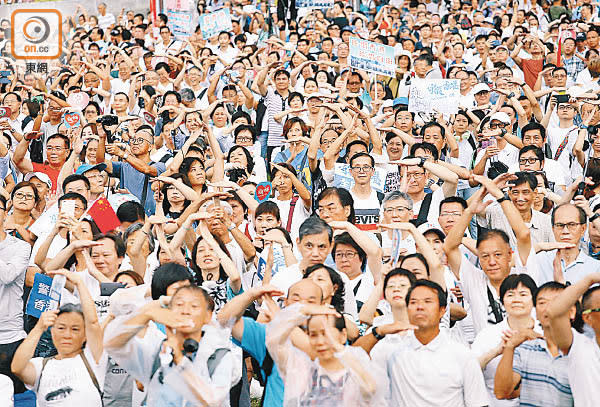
{"left": 512, "top": 123, "right": 567, "bottom": 192}
{"left": 534, "top": 203, "right": 600, "bottom": 285}
{"left": 349, "top": 152, "right": 381, "bottom": 231}
{"left": 544, "top": 100, "right": 579, "bottom": 184}
{"left": 96, "top": 124, "right": 166, "bottom": 215}
{"left": 548, "top": 272, "right": 600, "bottom": 405}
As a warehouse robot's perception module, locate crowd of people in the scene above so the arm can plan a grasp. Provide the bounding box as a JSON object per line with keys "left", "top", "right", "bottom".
{"left": 0, "top": 0, "right": 600, "bottom": 406}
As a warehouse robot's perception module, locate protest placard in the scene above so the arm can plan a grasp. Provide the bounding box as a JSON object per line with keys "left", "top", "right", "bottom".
{"left": 349, "top": 37, "right": 396, "bottom": 77}
{"left": 165, "top": 0, "right": 194, "bottom": 39}
{"left": 26, "top": 273, "right": 59, "bottom": 319}
{"left": 408, "top": 79, "right": 460, "bottom": 115}
{"left": 296, "top": 0, "right": 334, "bottom": 9}
{"left": 199, "top": 8, "right": 233, "bottom": 39}
{"left": 333, "top": 163, "right": 386, "bottom": 192}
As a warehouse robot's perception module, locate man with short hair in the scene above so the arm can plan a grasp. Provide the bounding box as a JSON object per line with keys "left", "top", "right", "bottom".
{"left": 316, "top": 187, "right": 354, "bottom": 224}
{"left": 349, "top": 153, "right": 381, "bottom": 231}
{"left": 548, "top": 273, "right": 600, "bottom": 406}
{"left": 534, "top": 203, "right": 600, "bottom": 285}
{"left": 97, "top": 124, "right": 166, "bottom": 215}
{"left": 255, "top": 68, "right": 291, "bottom": 159}
{"left": 477, "top": 172, "right": 553, "bottom": 249}
{"left": 384, "top": 280, "right": 489, "bottom": 406}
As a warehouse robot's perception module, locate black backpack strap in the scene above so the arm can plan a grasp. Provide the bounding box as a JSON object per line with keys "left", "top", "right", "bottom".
{"left": 36, "top": 356, "right": 54, "bottom": 393}
{"left": 79, "top": 350, "right": 104, "bottom": 404}
{"left": 207, "top": 348, "right": 230, "bottom": 378}
{"left": 412, "top": 192, "right": 433, "bottom": 227}
{"left": 376, "top": 191, "right": 385, "bottom": 205}
{"left": 259, "top": 351, "right": 274, "bottom": 407}
{"left": 140, "top": 160, "right": 156, "bottom": 209}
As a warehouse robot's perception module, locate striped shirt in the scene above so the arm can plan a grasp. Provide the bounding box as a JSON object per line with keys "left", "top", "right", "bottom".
{"left": 513, "top": 338, "right": 573, "bottom": 407}
{"left": 264, "top": 87, "right": 288, "bottom": 147}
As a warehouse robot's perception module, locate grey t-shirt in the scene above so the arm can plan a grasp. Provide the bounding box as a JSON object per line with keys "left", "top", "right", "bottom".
{"left": 111, "top": 160, "right": 166, "bottom": 215}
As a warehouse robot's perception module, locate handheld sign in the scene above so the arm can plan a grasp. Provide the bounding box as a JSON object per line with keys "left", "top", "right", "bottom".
{"left": 67, "top": 92, "right": 89, "bottom": 110}
{"left": 408, "top": 79, "right": 460, "bottom": 115}
{"left": 0, "top": 106, "right": 11, "bottom": 118}
{"left": 349, "top": 37, "right": 396, "bottom": 77}
{"left": 255, "top": 182, "right": 272, "bottom": 203}
{"left": 26, "top": 273, "right": 59, "bottom": 319}
{"left": 199, "top": 8, "right": 233, "bottom": 39}
{"left": 63, "top": 112, "right": 81, "bottom": 128}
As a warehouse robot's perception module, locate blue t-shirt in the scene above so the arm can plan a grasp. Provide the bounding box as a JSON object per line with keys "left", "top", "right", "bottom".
{"left": 233, "top": 318, "right": 284, "bottom": 407}
{"left": 111, "top": 160, "right": 166, "bottom": 215}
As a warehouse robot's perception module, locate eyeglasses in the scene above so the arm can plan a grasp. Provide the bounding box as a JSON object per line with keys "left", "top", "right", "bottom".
{"left": 553, "top": 222, "right": 583, "bottom": 231}
{"left": 335, "top": 251, "right": 358, "bottom": 260}
{"left": 46, "top": 146, "right": 65, "bottom": 152}
{"left": 439, "top": 211, "right": 462, "bottom": 217}
{"left": 129, "top": 137, "right": 150, "bottom": 145}
{"left": 236, "top": 136, "right": 253, "bottom": 143}
{"left": 387, "top": 142, "right": 403, "bottom": 148}
{"left": 406, "top": 171, "right": 425, "bottom": 179}
{"left": 558, "top": 105, "right": 574, "bottom": 111}
{"left": 383, "top": 206, "right": 411, "bottom": 214}
{"left": 14, "top": 192, "right": 35, "bottom": 200}
{"left": 490, "top": 122, "right": 507, "bottom": 129}
{"left": 582, "top": 308, "right": 600, "bottom": 315}
{"left": 350, "top": 166, "right": 373, "bottom": 173}
{"left": 519, "top": 157, "right": 540, "bottom": 165}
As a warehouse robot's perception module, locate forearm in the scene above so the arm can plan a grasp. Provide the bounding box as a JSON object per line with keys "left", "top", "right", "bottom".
{"left": 45, "top": 244, "right": 76, "bottom": 270}
{"left": 548, "top": 273, "right": 596, "bottom": 318}
{"left": 34, "top": 230, "right": 58, "bottom": 269}
{"left": 494, "top": 349, "right": 518, "bottom": 398}
{"left": 358, "top": 283, "right": 383, "bottom": 325}
{"left": 11, "top": 325, "right": 44, "bottom": 376}
{"left": 125, "top": 155, "right": 157, "bottom": 176}
{"left": 230, "top": 228, "right": 256, "bottom": 261}
{"left": 217, "top": 289, "right": 257, "bottom": 325}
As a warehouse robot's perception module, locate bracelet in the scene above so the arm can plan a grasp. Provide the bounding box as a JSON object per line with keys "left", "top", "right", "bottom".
{"left": 372, "top": 326, "right": 386, "bottom": 340}
{"left": 281, "top": 243, "right": 292, "bottom": 249}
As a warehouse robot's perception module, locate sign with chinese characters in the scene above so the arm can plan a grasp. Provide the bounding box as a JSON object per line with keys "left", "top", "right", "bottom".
{"left": 333, "top": 163, "right": 386, "bottom": 193}
{"left": 166, "top": 0, "right": 194, "bottom": 39}
{"left": 199, "top": 8, "right": 233, "bottom": 40}
{"left": 296, "top": 0, "right": 334, "bottom": 9}
{"left": 26, "top": 273, "right": 59, "bottom": 318}
{"left": 349, "top": 37, "right": 396, "bottom": 77}
{"left": 408, "top": 79, "right": 460, "bottom": 115}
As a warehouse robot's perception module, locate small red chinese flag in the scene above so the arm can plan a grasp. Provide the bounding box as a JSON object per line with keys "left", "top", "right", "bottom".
{"left": 87, "top": 197, "right": 121, "bottom": 233}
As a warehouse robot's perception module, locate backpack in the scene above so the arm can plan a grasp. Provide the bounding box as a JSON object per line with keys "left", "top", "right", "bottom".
{"left": 410, "top": 192, "right": 434, "bottom": 227}
{"left": 249, "top": 351, "right": 274, "bottom": 407}
{"left": 21, "top": 116, "right": 43, "bottom": 164}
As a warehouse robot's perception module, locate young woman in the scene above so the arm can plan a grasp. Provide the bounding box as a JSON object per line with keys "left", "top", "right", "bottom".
{"left": 179, "top": 157, "right": 208, "bottom": 195}
{"left": 226, "top": 145, "right": 255, "bottom": 185}
{"left": 270, "top": 163, "right": 312, "bottom": 240}
{"left": 190, "top": 221, "right": 242, "bottom": 311}
{"left": 471, "top": 274, "right": 539, "bottom": 407}
{"left": 12, "top": 270, "right": 106, "bottom": 407}
{"left": 5, "top": 181, "right": 39, "bottom": 245}
{"left": 266, "top": 302, "right": 381, "bottom": 406}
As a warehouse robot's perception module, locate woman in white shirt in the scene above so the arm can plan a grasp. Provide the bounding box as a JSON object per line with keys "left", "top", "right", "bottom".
{"left": 11, "top": 270, "right": 107, "bottom": 407}
{"left": 471, "top": 274, "right": 539, "bottom": 407}
{"left": 271, "top": 163, "right": 312, "bottom": 241}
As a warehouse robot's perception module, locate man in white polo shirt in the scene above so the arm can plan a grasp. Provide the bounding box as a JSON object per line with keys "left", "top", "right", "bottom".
{"left": 384, "top": 280, "right": 489, "bottom": 406}
{"left": 548, "top": 272, "right": 600, "bottom": 407}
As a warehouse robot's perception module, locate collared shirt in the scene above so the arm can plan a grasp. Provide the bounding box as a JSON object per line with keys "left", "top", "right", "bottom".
{"left": 0, "top": 234, "right": 31, "bottom": 344}
{"left": 480, "top": 203, "right": 554, "bottom": 250}
{"left": 385, "top": 330, "right": 489, "bottom": 406}
{"left": 513, "top": 338, "right": 572, "bottom": 407}
{"left": 533, "top": 250, "right": 600, "bottom": 286}
{"left": 264, "top": 87, "right": 288, "bottom": 147}
{"left": 565, "top": 330, "right": 600, "bottom": 407}
{"left": 562, "top": 56, "right": 586, "bottom": 82}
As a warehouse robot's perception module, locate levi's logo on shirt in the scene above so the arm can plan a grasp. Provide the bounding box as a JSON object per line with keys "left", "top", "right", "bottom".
{"left": 354, "top": 209, "right": 380, "bottom": 231}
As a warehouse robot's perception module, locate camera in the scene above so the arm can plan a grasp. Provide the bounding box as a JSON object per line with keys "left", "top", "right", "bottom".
{"left": 555, "top": 94, "right": 569, "bottom": 104}
{"left": 227, "top": 168, "right": 247, "bottom": 183}
{"left": 97, "top": 115, "right": 118, "bottom": 126}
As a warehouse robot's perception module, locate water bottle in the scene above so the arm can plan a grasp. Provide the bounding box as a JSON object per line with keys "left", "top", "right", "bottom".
{"left": 48, "top": 274, "right": 66, "bottom": 310}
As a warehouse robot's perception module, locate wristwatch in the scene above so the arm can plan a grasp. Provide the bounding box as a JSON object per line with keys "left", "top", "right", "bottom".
{"left": 372, "top": 326, "right": 386, "bottom": 340}
{"left": 497, "top": 192, "right": 510, "bottom": 204}
{"left": 227, "top": 224, "right": 236, "bottom": 232}
{"left": 507, "top": 92, "right": 516, "bottom": 99}
{"left": 590, "top": 213, "right": 600, "bottom": 223}
{"left": 417, "top": 157, "right": 427, "bottom": 167}
{"left": 122, "top": 152, "right": 129, "bottom": 160}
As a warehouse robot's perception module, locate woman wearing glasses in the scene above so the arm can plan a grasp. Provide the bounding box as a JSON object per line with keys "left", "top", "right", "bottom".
{"left": 4, "top": 181, "right": 38, "bottom": 245}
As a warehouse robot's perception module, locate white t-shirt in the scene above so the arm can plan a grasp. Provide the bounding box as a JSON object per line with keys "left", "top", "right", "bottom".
{"left": 412, "top": 187, "right": 445, "bottom": 226}
{"left": 567, "top": 330, "right": 600, "bottom": 407}
{"left": 272, "top": 196, "right": 310, "bottom": 242}
{"left": 546, "top": 125, "right": 582, "bottom": 184}
{"left": 352, "top": 189, "right": 382, "bottom": 231}
{"left": 27, "top": 346, "right": 108, "bottom": 407}
{"left": 0, "top": 374, "right": 13, "bottom": 407}
{"left": 508, "top": 157, "right": 567, "bottom": 192}
{"left": 474, "top": 142, "right": 519, "bottom": 176}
